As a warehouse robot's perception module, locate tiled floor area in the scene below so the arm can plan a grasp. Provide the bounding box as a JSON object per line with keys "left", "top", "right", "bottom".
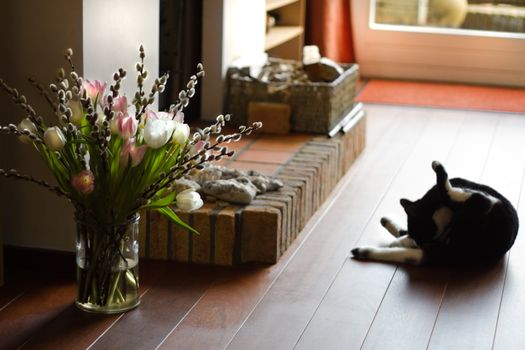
{"left": 220, "top": 132, "right": 314, "bottom": 176}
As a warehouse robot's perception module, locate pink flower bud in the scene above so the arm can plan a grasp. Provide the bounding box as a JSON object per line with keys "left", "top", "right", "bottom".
{"left": 71, "top": 170, "right": 95, "bottom": 195}
{"left": 120, "top": 139, "right": 147, "bottom": 167}
{"left": 82, "top": 80, "right": 107, "bottom": 105}
{"left": 112, "top": 96, "right": 128, "bottom": 113}
{"left": 116, "top": 112, "right": 138, "bottom": 139}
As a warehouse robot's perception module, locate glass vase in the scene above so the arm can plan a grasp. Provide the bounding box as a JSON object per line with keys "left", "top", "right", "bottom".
{"left": 75, "top": 213, "right": 140, "bottom": 314}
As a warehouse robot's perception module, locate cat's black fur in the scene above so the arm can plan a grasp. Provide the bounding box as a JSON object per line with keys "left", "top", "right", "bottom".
{"left": 351, "top": 161, "right": 519, "bottom": 265}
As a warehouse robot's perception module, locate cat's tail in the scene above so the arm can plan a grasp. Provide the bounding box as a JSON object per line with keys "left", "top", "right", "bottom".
{"left": 432, "top": 161, "right": 451, "bottom": 202}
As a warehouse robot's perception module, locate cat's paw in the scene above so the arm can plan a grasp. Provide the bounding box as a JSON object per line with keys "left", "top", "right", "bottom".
{"left": 380, "top": 217, "right": 405, "bottom": 237}
{"left": 351, "top": 247, "right": 371, "bottom": 260}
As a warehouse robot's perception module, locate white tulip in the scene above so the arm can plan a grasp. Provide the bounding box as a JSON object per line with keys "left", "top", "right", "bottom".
{"left": 110, "top": 117, "right": 119, "bottom": 134}
{"left": 43, "top": 126, "right": 66, "bottom": 151}
{"left": 172, "top": 123, "right": 190, "bottom": 145}
{"left": 143, "top": 118, "right": 175, "bottom": 149}
{"left": 17, "top": 118, "right": 37, "bottom": 144}
{"left": 176, "top": 189, "right": 203, "bottom": 212}
{"left": 68, "top": 100, "right": 83, "bottom": 125}
{"left": 96, "top": 112, "right": 105, "bottom": 126}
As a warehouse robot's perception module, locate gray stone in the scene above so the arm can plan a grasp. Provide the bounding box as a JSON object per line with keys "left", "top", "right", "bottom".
{"left": 201, "top": 178, "right": 257, "bottom": 205}
{"left": 248, "top": 175, "right": 284, "bottom": 194}
{"left": 172, "top": 178, "right": 201, "bottom": 193}
{"left": 195, "top": 165, "right": 246, "bottom": 184}
{"left": 188, "top": 165, "right": 282, "bottom": 205}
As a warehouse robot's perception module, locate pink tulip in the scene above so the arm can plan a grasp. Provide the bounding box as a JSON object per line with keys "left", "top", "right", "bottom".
{"left": 120, "top": 139, "right": 147, "bottom": 167}
{"left": 145, "top": 107, "right": 174, "bottom": 122}
{"left": 82, "top": 80, "right": 107, "bottom": 104}
{"left": 174, "top": 111, "right": 184, "bottom": 123}
{"left": 71, "top": 170, "right": 95, "bottom": 195}
{"left": 116, "top": 112, "right": 138, "bottom": 139}
{"left": 112, "top": 96, "right": 128, "bottom": 113}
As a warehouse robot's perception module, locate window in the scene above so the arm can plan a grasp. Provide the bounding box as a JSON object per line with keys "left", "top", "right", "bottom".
{"left": 351, "top": 0, "right": 525, "bottom": 86}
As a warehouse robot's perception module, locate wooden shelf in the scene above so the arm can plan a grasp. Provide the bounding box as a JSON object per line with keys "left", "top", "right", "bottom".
{"left": 266, "top": 0, "right": 299, "bottom": 12}
{"left": 265, "top": 0, "right": 304, "bottom": 60}
{"left": 265, "top": 25, "right": 304, "bottom": 50}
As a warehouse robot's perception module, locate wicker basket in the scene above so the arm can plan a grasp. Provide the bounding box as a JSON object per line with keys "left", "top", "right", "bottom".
{"left": 227, "top": 62, "right": 359, "bottom": 134}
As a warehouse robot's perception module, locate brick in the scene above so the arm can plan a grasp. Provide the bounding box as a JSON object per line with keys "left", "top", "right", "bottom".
{"left": 241, "top": 206, "right": 281, "bottom": 264}
{"left": 277, "top": 179, "right": 306, "bottom": 236}
{"left": 213, "top": 206, "right": 238, "bottom": 266}
{"left": 257, "top": 192, "right": 294, "bottom": 248}
{"left": 284, "top": 163, "right": 321, "bottom": 213}
{"left": 249, "top": 133, "right": 311, "bottom": 153}
{"left": 293, "top": 152, "right": 330, "bottom": 202}
{"left": 191, "top": 204, "right": 214, "bottom": 264}
{"left": 140, "top": 114, "right": 367, "bottom": 266}
{"left": 148, "top": 210, "right": 169, "bottom": 260}
{"left": 229, "top": 160, "right": 281, "bottom": 176}
{"left": 252, "top": 198, "right": 289, "bottom": 255}
{"left": 172, "top": 211, "right": 191, "bottom": 263}
{"left": 235, "top": 149, "right": 294, "bottom": 165}
{"left": 278, "top": 170, "right": 313, "bottom": 222}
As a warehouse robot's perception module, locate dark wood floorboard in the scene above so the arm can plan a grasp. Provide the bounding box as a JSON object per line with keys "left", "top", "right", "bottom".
{"left": 1, "top": 105, "right": 524, "bottom": 350}
{"left": 357, "top": 111, "right": 499, "bottom": 350}
{"left": 89, "top": 264, "right": 218, "bottom": 350}
{"left": 294, "top": 108, "right": 467, "bottom": 350}
{"left": 225, "top": 108, "right": 429, "bottom": 350}
{"left": 156, "top": 103, "right": 399, "bottom": 350}
{"left": 493, "top": 165, "right": 525, "bottom": 350}
{"left": 426, "top": 114, "right": 525, "bottom": 350}
{"left": 19, "top": 260, "right": 177, "bottom": 350}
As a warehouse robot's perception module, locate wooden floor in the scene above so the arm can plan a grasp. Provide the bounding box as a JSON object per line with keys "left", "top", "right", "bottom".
{"left": 2, "top": 104, "right": 525, "bottom": 350}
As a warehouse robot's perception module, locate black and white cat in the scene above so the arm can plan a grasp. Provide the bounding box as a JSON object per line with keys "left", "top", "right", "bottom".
{"left": 351, "top": 161, "right": 519, "bottom": 265}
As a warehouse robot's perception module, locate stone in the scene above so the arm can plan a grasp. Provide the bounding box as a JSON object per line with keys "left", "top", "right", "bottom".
{"left": 201, "top": 178, "right": 257, "bottom": 205}
{"left": 141, "top": 114, "right": 368, "bottom": 266}
{"left": 172, "top": 178, "right": 201, "bottom": 193}
{"left": 305, "top": 57, "right": 344, "bottom": 83}
{"left": 194, "top": 165, "right": 246, "bottom": 184}
{"left": 188, "top": 165, "right": 282, "bottom": 205}
{"left": 248, "top": 175, "right": 283, "bottom": 194}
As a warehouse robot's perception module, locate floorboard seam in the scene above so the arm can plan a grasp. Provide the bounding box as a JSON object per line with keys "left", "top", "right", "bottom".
{"left": 221, "top": 153, "right": 365, "bottom": 350}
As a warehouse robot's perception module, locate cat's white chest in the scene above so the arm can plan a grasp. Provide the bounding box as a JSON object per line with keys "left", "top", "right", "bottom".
{"left": 432, "top": 206, "right": 453, "bottom": 240}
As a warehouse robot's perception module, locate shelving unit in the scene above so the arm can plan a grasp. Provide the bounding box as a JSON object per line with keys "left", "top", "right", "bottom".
{"left": 265, "top": 0, "right": 305, "bottom": 60}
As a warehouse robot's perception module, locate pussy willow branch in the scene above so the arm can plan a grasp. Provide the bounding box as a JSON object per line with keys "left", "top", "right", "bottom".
{"left": 0, "top": 79, "right": 46, "bottom": 135}
{"left": 28, "top": 77, "right": 58, "bottom": 112}
{"left": 133, "top": 45, "right": 146, "bottom": 119}
{"left": 1, "top": 124, "right": 43, "bottom": 143}
{"left": 169, "top": 63, "right": 204, "bottom": 114}
{"left": 136, "top": 72, "right": 169, "bottom": 118}
{"left": 133, "top": 122, "right": 262, "bottom": 211}
{"left": 0, "top": 168, "right": 70, "bottom": 199}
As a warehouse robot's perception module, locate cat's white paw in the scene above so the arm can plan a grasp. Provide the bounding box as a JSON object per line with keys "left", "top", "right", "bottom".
{"left": 351, "top": 247, "right": 372, "bottom": 260}
{"left": 432, "top": 160, "right": 442, "bottom": 171}
{"left": 380, "top": 217, "right": 403, "bottom": 237}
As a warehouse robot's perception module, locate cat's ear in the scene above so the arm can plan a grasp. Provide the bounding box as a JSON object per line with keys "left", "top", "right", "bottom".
{"left": 400, "top": 198, "right": 417, "bottom": 216}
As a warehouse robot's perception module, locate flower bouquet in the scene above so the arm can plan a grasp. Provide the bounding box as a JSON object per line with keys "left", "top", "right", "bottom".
{"left": 0, "top": 46, "right": 261, "bottom": 313}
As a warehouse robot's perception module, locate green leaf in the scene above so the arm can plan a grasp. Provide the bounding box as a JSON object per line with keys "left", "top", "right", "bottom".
{"left": 156, "top": 206, "right": 199, "bottom": 235}
{"left": 142, "top": 192, "right": 176, "bottom": 209}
